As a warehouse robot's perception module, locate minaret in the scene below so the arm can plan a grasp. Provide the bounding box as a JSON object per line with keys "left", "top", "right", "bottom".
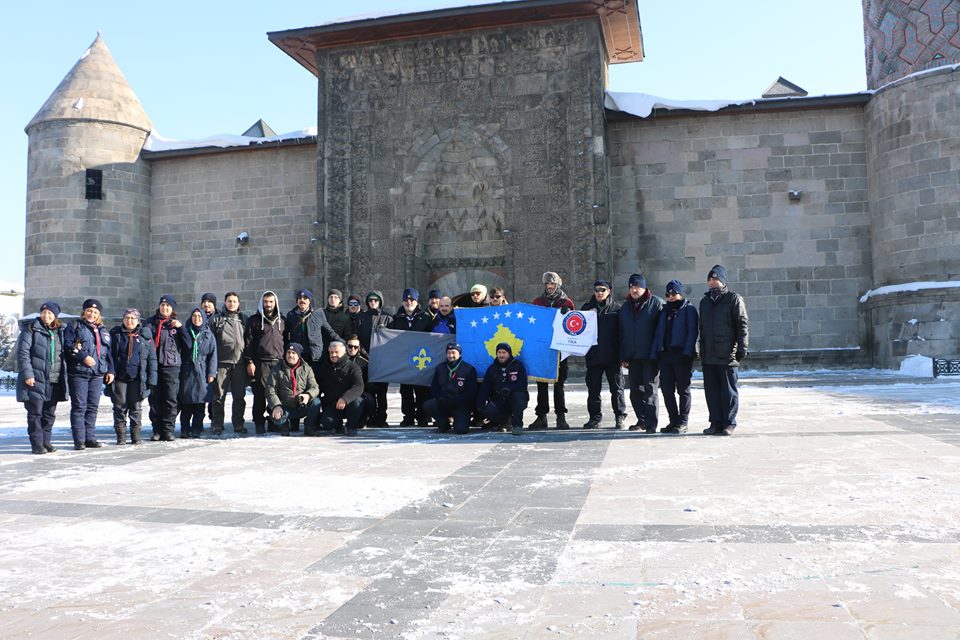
{"left": 24, "top": 34, "right": 152, "bottom": 317}
{"left": 862, "top": 1, "right": 960, "bottom": 365}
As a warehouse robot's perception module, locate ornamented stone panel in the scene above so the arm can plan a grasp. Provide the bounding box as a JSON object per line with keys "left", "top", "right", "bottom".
{"left": 864, "top": 0, "right": 960, "bottom": 88}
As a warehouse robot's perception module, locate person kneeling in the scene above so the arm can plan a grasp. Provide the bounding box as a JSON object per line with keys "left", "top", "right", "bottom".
{"left": 265, "top": 343, "right": 321, "bottom": 436}
{"left": 425, "top": 342, "right": 478, "bottom": 435}
{"left": 315, "top": 341, "right": 365, "bottom": 436}
{"left": 477, "top": 343, "right": 529, "bottom": 436}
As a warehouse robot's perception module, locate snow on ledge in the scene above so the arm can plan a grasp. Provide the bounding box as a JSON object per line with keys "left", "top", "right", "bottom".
{"left": 604, "top": 91, "right": 757, "bottom": 118}
{"left": 859, "top": 281, "right": 960, "bottom": 303}
{"left": 143, "top": 127, "right": 318, "bottom": 153}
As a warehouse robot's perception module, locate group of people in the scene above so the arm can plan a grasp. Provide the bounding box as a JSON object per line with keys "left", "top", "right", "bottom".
{"left": 14, "top": 265, "right": 748, "bottom": 454}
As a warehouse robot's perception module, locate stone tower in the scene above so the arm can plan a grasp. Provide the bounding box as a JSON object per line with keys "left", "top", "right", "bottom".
{"left": 862, "top": 1, "right": 960, "bottom": 362}
{"left": 24, "top": 34, "right": 152, "bottom": 317}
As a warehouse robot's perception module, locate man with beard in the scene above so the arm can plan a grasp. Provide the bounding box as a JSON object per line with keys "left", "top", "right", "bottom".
{"left": 265, "top": 343, "right": 321, "bottom": 437}
{"left": 245, "top": 291, "right": 286, "bottom": 435}
{"left": 392, "top": 288, "right": 433, "bottom": 426}
{"left": 477, "top": 343, "right": 529, "bottom": 436}
{"left": 430, "top": 296, "right": 457, "bottom": 334}
{"left": 315, "top": 341, "right": 366, "bottom": 436}
{"left": 581, "top": 279, "right": 626, "bottom": 430}
{"left": 345, "top": 334, "right": 375, "bottom": 427}
{"left": 424, "top": 289, "right": 442, "bottom": 322}
{"left": 208, "top": 292, "right": 248, "bottom": 434}
{"left": 425, "top": 342, "right": 477, "bottom": 434}
{"left": 324, "top": 288, "right": 353, "bottom": 342}
{"left": 355, "top": 290, "right": 392, "bottom": 427}
{"left": 284, "top": 288, "right": 344, "bottom": 377}
{"left": 529, "top": 272, "right": 574, "bottom": 430}
{"left": 618, "top": 273, "right": 664, "bottom": 433}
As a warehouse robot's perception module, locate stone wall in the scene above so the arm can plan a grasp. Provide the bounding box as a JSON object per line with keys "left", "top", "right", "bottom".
{"left": 315, "top": 18, "right": 610, "bottom": 305}
{"left": 25, "top": 120, "right": 151, "bottom": 316}
{"left": 608, "top": 107, "right": 873, "bottom": 361}
{"left": 147, "top": 144, "right": 317, "bottom": 315}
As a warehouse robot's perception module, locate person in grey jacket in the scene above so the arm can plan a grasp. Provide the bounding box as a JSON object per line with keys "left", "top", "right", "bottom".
{"left": 699, "top": 265, "right": 749, "bottom": 436}
{"left": 16, "top": 301, "right": 67, "bottom": 454}
{"left": 208, "top": 292, "right": 248, "bottom": 434}
{"left": 618, "top": 273, "right": 664, "bottom": 433}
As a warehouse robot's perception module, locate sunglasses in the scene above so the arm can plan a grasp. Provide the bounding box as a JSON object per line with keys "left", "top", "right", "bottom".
{"left": 346, "top": 344, "right": 360, "bottom": 349}
{"left": 490, "top": 294, "right": 502, "bottom": 299}
{"left": 347, "top": 301, "right": 360, "bottom": 307}
{"left": 594, "top": 287, "right": 608, "bottom": 293}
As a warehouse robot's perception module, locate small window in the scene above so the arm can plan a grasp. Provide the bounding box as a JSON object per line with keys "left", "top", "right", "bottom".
{"left": 85, "top": 169, "right": 103, "bottom": 200}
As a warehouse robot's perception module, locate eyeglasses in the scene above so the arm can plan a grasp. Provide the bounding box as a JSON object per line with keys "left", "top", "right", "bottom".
{"left": 346, "top": 344, "right": 360, "bottom": 350}
{"left": 347, "top": 301, "right": 360, "bottom": 307}
{"left": 594, "top": 288, "right": 608, "bottom": 293}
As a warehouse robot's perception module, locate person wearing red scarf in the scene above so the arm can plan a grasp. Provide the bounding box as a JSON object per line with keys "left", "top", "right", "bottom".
{"left": 64, "top": 299, "right": 115, "bottom": 449}
{"left": 264, "top": 343, "right": 321, "bottom": 436}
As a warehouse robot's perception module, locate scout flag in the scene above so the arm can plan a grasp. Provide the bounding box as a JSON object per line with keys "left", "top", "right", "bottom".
{"left": 368, "top": 329, "right": 452, "bottom": 385}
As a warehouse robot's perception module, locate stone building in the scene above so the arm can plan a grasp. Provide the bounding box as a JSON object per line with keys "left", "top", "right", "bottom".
{"left": 23, "top": 0, "right": 960, "bottom": 368}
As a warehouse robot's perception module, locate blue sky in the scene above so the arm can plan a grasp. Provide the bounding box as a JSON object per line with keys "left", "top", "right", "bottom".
{"left": 2, "top": 0, "right": 867, "bottom": 289}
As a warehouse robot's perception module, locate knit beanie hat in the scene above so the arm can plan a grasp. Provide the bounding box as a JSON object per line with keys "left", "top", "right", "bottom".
{"left": 39, "top": 301, "right": 61, "bottom": 317}
{"left": 286, "top": 343, "right": 304, "bottom": 356}
{"left": 665, "top": 280, "right": 684, "bottom": 296}
{"left": 296, "top": 288, "right": 314, "bottom": 301}
{"left": 446, "top": 341, "right": 462, "bottom": 354}
{"left": 708, "top": 265, "right": 728, "bottom": 286}
{"left": 627, "top": 273, "right": 647, "bottom": 289}
{"left": 542, "top": 272, "right": 562, "bottom": 286}
{"left": 327, "top": 288, "right": 343, "bottom": 299}
{"left": 402, "top": 288, "right": 420, "bottom": 301}
{"left": 496, "top": 342, "right": 513, "bottom": 356}
{"left": 83, "top": 298, "right": 104, "bottom": 312}
{"left": 201, "top": 292, "right": 217, "bottom": 305}
{"left": 159, "top": 294, "right": 177, "bottom": 310}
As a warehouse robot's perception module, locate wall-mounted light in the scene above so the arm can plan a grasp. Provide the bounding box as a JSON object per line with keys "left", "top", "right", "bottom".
{"left": 788, "top": 189, "right": 802, "bottom": 202}
{"left": 236, "top": 231, "right": 250, "bottom": 245}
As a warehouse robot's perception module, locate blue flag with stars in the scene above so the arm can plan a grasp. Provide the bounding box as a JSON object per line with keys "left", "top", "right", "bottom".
{"left": 456, "top": 303, "right": 560, "bottom": 383}
{"left": 368, "top": 329, "right": 453, "bottom": 385}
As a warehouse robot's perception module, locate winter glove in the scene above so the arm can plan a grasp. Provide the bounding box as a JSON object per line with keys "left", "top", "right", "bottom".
{"left": 735, "top": 347, "right": 747, "bottom": 362}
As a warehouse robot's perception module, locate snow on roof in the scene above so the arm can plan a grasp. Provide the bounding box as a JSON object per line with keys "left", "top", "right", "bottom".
{"left": 604, "top": 91, "right": 757, "bottom": 118}
{"left": 314, "top": 1, "right": 515, "bottom": 27}
{"left": 143, "top": 127, "right": 318, "bottom": 153}
{"left": 859, "top": 281, "right": 960, "bottom": 303}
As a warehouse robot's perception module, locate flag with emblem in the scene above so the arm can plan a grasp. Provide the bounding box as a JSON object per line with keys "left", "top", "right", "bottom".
{"left": 368, "top": 328, "right": 453, "bottom": 385}
{"left": 456, "top": 303, "right": 560, "bottom": 383}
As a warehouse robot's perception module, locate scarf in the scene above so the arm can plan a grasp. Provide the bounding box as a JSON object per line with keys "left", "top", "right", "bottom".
{"left": 154, "top": 316, "right": 169, "bottom": 349}
{"left": 85, "top": 321, "right": 101, "bottom": 358}
{"left": 190, "top": 326, "right": 201, "bottom": 362}
{"left": 287, "top": 359, "right": 302, "bottom": 397}
{"left": 446, "top": 359, "right": 462, "bottom": 381}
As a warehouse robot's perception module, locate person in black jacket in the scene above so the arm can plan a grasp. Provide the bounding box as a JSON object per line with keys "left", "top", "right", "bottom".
{"left": 178, "top": 308, "right": 217, "bottom": 438}
{"left": 245, "top": 291, "right": 286, "bottom": 435}
{"left": 355, "top": 290, "right": 392, "bottom": 427}
{"left": 208, "top": 292, "right": 248, "bottom": 434}
{"left": 64, "top": 299, "right": 115, "bottom": 449}
{"left": 699, "top": 265, "right": 749, "bottom": 436}
{"left": 392, "top": 288, "right": 433, "bottom": 426}
{"left": 650, "top": 280, "right": 699, "bottom": 434}
{"left": 324, "top": 289, "right": 354, "bottom": 343}
{"left": 477, "top": 343, "right": 529, "bottom": 436}
{"left": 581, "top": 280, "right": 626, "bottom": 430}
{"left": 147, "top": 295, "right": 182, "bottom": 441}
{"left": 16, "top": 301, "right": 67, "bottom": 454}
{"left": 315, "top": 341, "right": 366, "bottom": 436}
{"left": 345, "top": 335, "right": 375, "bottom": 427}
{"left": 618, "top": 273, "right": 664, "bottom": 433}
{"left": 284, "top": 288, "right": 343, "bottom": 373}
{"left": 109, "top": 309, "right": 158, "bottom": 445}
{"left": 425, "top": 342, "right": 477, "bottom": 434}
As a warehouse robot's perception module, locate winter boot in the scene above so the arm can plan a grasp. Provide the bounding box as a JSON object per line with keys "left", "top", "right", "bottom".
{"left": 528, "top": 415, "right": 548, "bottom": 430}
{"left": 582, "top": 418, "right": 600, "bottom": 429}
{"left": 555, "top": 414, "right": 569, "bottom": 430}
{"left": 115, "top": 425, "right": 127, "bottom": 446}
{"left": 512, "top": 423, "right": 524, "bottom": 436}
{"left": 130, "top": 427, "right": 142, "bottom": 445}
{"left": 615, "top": 415, "right": 626, "bottom": 430}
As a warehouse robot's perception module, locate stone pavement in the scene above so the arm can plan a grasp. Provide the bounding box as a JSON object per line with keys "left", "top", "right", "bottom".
{"left": 0, "top": 377, "right": 959, "bottom": 639}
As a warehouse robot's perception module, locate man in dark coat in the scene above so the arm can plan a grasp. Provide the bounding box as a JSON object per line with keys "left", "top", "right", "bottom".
{"left": 147, "top": 295, "right": 182, "bottom": 441}
{"left": 284, "top": 288, "right": 344, "bottom": 372}
{"left": 529, "top": 271, "right": 575, "bottom": 430}
{"left": 245, "top": 291, "right": 286, "bottom": 434}
{"left": 345, "top": 335, "right": 375, "bottom": 427}
{"left": 699, "top": 265, "right": 749, "bottom": 436}
{"left": 392, "top": 288, "right": 434, "bottom": 426}
{"left": 16, "top": 301, "right": 68, "bottom": 454}
{"left": 355, "top": 290, "right": 392, "bottom": 427}
{"left": 618, "top": 273, "right": 664, "bottom": 433}
{"left": 581, "top": 279, "right": 626, "bottom": 429}
{"left": 650, "top": 280, "right": 699, "bottom": 433}
{"left": 265, "top": 343, "right": 321, "bottom": 436}
{"left": 477, "top": 343, "right": 529, "bottom": 436}
{"left": 324, "top": 288, "right": 354, "bottom": 342}
{"left": 315, "top": 341, "right": 366, "bottom": 436}
{"left": 209, "top": 292, "right": 248, "bottom": 434}
{"left": 425, "top": 342, "right": 477, "bottom": 434}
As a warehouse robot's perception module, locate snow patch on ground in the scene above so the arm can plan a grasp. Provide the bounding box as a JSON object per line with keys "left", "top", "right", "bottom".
{"left": 899, "top": 354, "right": 933, "bottom": 378}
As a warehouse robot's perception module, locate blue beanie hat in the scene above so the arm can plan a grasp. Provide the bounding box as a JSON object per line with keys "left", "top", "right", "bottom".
{"left": 628, "top": 273, "right": 647, "bottom": 289}
{"left": 286, "top": 343, "right": 304, "bottom": 356}
{"left": 708, "top": 265, "right": 728, "bottom": 286}
{"left": 496, "top": 342, "right": 513, "bottom": 356}
{"left": 593, "top": 279, "right": 612, "bottom": 290}
{"left": 402, "top": 288, "right": 420, "bottom": 301}
{"left": 39, "top": 301, "right": 61, "bottom": 318}
{"left": 200, "top": 292, "right": 217, "bottom": 305}
{"left": 296, "top": 288, "right": 314, "bottom": 301}
{"left": 82, "top": 298, "right": 103, "bottom": 312}
{"left": 665, "top": 280, "right": 684, "bottom": 296}
{"left": 428, "top": 289, "right": 442, "bottom": 300}
{"left": 159, "top": 294, "right": 177, "bottom": 310}
{"left": 446, "top": 341, "right": 462, "bottom": 354}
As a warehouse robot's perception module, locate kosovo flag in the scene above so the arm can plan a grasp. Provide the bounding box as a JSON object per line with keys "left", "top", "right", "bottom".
{"left": 369, "top": 329, "right": 453, "bottom": 385}
{"left": 456, "top": 303, "right": 560, "bottom": 382}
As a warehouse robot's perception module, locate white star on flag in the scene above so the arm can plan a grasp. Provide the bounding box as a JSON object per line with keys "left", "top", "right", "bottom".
{"left": 493, "top": 312, "right": 500, "bottom": 319}
{"left": 516, "top": 311, "right": 524, "bottom": 319}
{"left": 504, "top": 310, "right": 512, "bottom": 318}
{"left": 528, "top": 316, "right": 536, "bottom": 324}
{"left": 482, "top": 316, "right": 489, "bottom": 324}
{"left": 470, "top": 320, "right": 478, "bottom": 328}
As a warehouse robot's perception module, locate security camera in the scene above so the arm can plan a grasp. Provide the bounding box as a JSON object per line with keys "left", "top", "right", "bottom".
{"left": 236, "top": 231, "right": 250, "bottom": 245}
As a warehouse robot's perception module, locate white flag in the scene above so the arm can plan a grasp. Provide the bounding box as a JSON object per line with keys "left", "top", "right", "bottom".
{"left": 550, "top": 309, "right": 597, "bottom": 359}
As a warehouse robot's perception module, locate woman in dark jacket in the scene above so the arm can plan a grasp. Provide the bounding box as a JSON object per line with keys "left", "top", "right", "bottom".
{"left": 16, "top": 301, "right": 67, "bottom": 454}
{"left": 650, "top": 280, "right": 699, "bottom": 433}
{"left": 355, "top": 290, "right": 392, "bottom": 427}
{"left": 109, "top": 309, "right": 158, "bottom": 445}
{"left": 147, "top": 294, "right": 182, "bottom": 441}
{"left": 178, "top": 308, "right": 217, "bottom": 438}
{"left": 63, "top": 299, "right": 115, "bottom": 450}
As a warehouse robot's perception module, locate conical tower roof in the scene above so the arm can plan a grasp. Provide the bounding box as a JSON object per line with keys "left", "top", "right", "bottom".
{"left": 26, "top": 34, "right": 151, "bottom": 133}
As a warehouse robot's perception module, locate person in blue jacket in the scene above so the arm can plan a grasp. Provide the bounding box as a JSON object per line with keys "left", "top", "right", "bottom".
{"left": 424, "top": 342, "right": 477, "bottom": 434}
{"left": 147, "top": 295, "right": 182, "bottom": 441}
{"left": 63, "top": 299, "right": 115, "bottom": 450}
{"left": 178, "top": 308, "right": 218, "bottom": 438}
{"left": 618, "top": 273, "right": 664, "bottom": 433}
{"left": 650, "top": 280, "right": 699, "bottom": 433}
{"left": 16, "top": 301, "right": 67, "bottom": 454}
{"left": 477, "top": 342, "right": 529, "bottom": 436}
{"left": 109, "top": 308, "right": 158, "bottom": 445}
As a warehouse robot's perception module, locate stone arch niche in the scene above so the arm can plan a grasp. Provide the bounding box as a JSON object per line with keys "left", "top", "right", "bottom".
{"left": 394, "top": 124, "right": 511, "bottom": 295}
